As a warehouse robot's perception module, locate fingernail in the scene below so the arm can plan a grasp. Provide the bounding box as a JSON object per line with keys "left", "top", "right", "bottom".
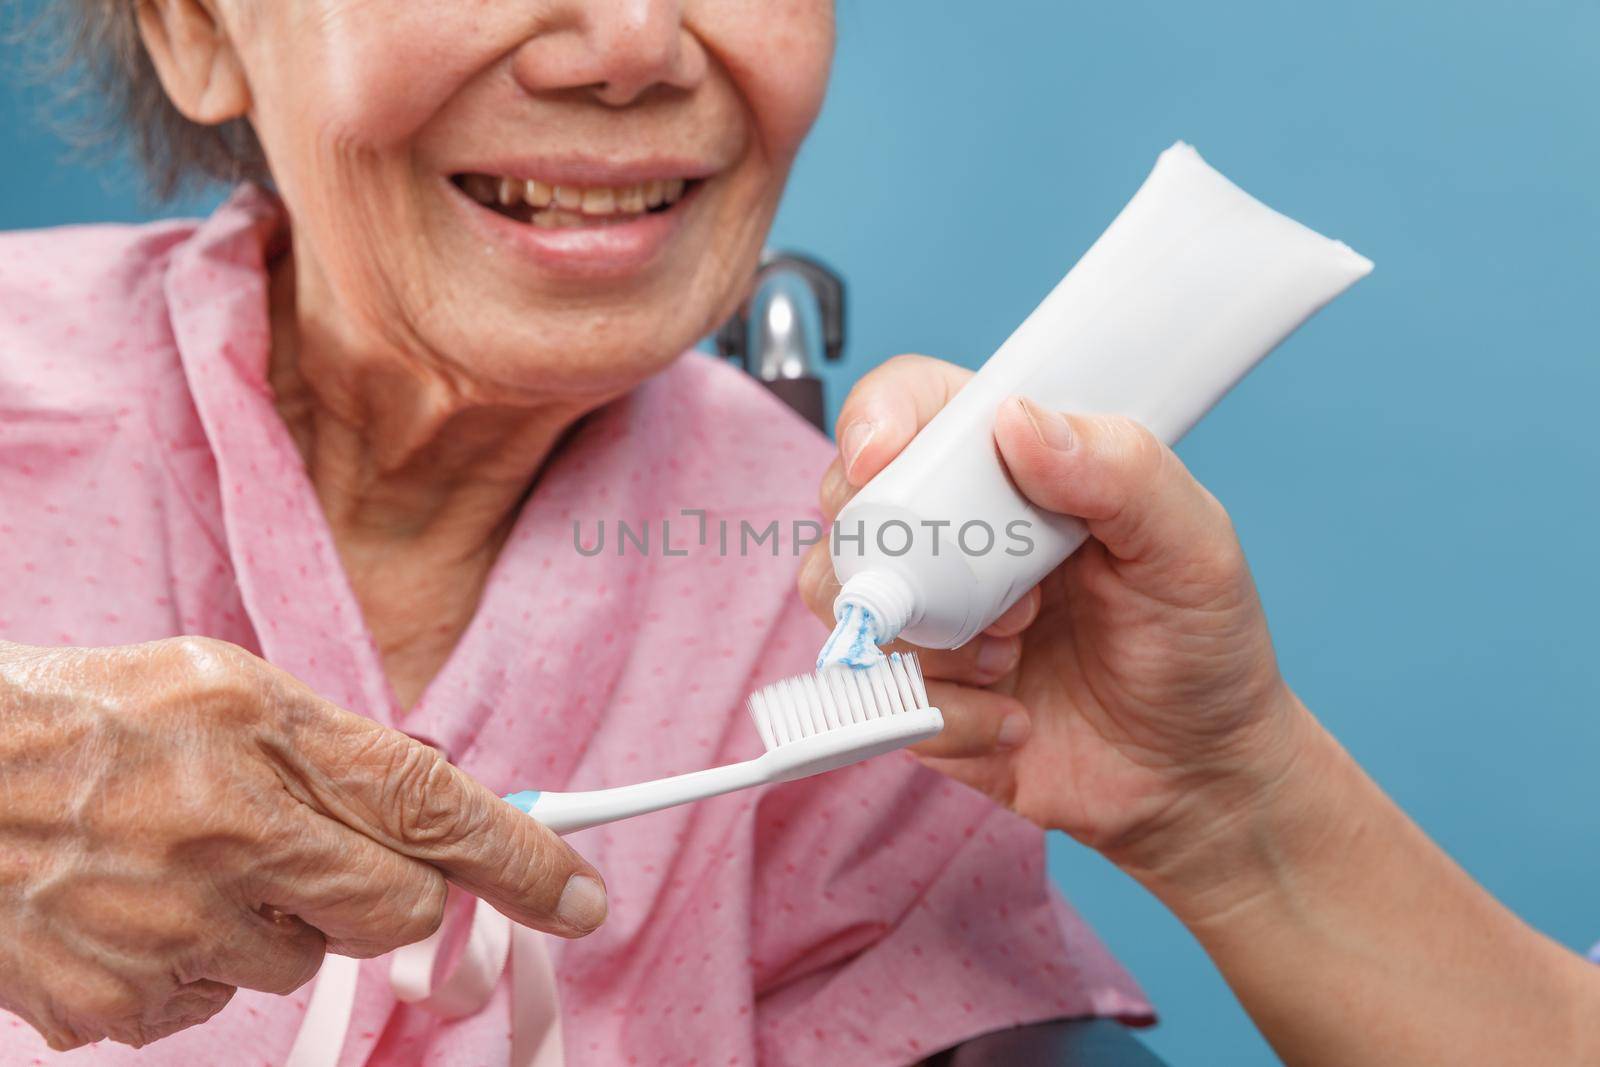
{"left": 976, "top": 637, "right": 1019, "bottom": 679}
{"left": 839, "top": 420, "right": 875, "bottom": 480}
{"left": 1017, "top": 397, "right": 1073, "bottom": 451}
{"left": 996, "top": 712, "right": 1032, "bottom": 750}
{"left": 556, "top": 875, "right": 608, "bottom": 933}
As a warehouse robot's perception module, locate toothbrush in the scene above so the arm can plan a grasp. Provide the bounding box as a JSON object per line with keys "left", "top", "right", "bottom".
{"left": 504, "top": 653, "right": 941, "bottom": 833}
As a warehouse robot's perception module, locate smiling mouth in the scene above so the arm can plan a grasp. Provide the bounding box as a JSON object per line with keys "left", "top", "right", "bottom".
{"left": 453, "top": 172, "right": 698, "bottom": 228}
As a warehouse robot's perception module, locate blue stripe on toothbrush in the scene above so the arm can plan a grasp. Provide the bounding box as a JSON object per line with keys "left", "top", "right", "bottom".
{"left": 503, "top": 790, "right": 541, "bottom": 814}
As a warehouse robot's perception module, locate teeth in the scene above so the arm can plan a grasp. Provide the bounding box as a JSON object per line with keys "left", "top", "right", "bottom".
{"left": 467, "top": 173, "right": 694, "bottom": 219}
{"left": 463, "top": 175, "right": 498, "bottom": 205}
{"left": 580, "top": 186, "right": 616, "bottom": 215}
{"left": 530, "top": 209, "right": 587, "bottom": 229}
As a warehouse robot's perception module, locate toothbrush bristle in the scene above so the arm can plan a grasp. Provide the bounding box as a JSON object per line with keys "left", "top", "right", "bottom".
{"left": 746, "top": 653, "right": 929, "bottom": 751}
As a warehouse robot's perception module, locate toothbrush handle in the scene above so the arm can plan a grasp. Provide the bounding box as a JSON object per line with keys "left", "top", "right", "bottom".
{"left": 506, "top": 757, "right": 768, "bottom": 834}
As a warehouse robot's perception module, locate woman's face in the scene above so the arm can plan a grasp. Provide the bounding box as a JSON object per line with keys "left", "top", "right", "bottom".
{"left": 181, "top": 1, "right": 835, "bottom": 400}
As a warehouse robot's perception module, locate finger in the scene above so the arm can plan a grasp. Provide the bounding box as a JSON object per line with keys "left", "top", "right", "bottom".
{"left": 261, "top": 810, "right": 451, "bottom": 957}
{"left": 100, "top": 979, "right": 234, "bottom": 1049}
{"left": 201, "top": 904, "right": 326, "bottom": 995}
{"left": 915, "top": 749, "right": 1017, "bottom": 812}
{"left": 818, "top": 459, "right": 853, "bottom": 521}
{"left": 141, "top": 980, "right": 235, "bottom": 1044}
{"left": 834, "top": 355, "right": 972, "bottom": 485}
{"left": 267, "top": 699, "right": 608, "bottom": 938}
{"left": 797, "top": 540, "right": 841, "bottom": 627}
{"left": 912, "top": 680, "right": 1031, "bottom": 760}
{"left": 994, "top": 399, "right": 1240, "bottom": 580}
{"left": 983, "top": 586, "right": 1041, "bottom": 637}
{"left": 902, "top": 635, "right": 1020, "bottom": 687}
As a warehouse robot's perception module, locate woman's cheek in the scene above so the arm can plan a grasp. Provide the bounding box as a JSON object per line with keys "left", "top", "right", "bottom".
{"left": 245, "top": 3, "right": 523, "bottom": 154}
{"left": 706, "top": 1, "right": 835, "bottom": 162}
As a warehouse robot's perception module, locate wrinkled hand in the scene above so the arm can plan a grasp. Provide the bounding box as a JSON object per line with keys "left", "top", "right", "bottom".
{"left": 799, "top": 355, "right": 1307, "bottom": 869}
{"left": 0, "top": 637, "right": 606, "bottom": 1051}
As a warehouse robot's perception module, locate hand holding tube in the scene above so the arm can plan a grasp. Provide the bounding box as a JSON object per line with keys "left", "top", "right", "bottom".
{"left": 801, "top": 354, "right": 1600, "bottom": 1066}
{"left": 801, "top": 355, "right": 1301, "bottom": 874}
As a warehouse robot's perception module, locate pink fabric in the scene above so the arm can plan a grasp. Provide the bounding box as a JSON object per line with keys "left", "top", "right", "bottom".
{"left": 0, "top": 187, "right": 1151, "bottom": 1065}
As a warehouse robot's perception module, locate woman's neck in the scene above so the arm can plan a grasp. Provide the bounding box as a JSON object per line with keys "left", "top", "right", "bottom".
{"left": 266, "top": 254, "right": 605, "bottom": 709}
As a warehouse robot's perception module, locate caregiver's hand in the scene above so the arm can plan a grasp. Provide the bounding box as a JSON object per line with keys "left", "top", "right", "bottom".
{"left": 803, "top": 357, "right": 1600, "bottom": 1067}
{"left": 0, "top": 637, "right": 606, "bottom": 1052}
{"left": 798, "top": 355, "right": 1307, "bottom": 877}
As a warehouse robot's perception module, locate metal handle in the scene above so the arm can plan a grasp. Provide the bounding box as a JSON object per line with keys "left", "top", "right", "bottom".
{"left": 714, "top": 250, "right": 847, "bottom": 371}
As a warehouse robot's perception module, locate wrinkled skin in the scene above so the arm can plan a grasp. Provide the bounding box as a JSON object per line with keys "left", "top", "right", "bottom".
{"left": 0, "top": 637, "right": 605, "bottom": 1050}
{"left": 139, "top": 0, "right": 834, "bottom": 405}
{"left": 129, "top": 0, "right": 834, "bottom": 705}
{"left": 0, "top": 0, "right": 838, "bottom": 1053}
{"left": 798, "top": 356, "right": 1305, "bottom": 876}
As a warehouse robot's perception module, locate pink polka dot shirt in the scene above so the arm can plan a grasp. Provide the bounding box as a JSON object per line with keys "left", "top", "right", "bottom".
{"left": 0, "top": 188, "right": 1150, "bottom": 1065}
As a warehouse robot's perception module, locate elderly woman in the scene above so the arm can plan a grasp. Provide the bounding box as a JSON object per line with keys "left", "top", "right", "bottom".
{"left": 0, "top": 1, "right": 1151, "bottom": 1064}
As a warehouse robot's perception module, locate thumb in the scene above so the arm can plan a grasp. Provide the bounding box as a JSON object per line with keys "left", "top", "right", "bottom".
{"left": 994, "top": 397, "right": 1240, "bottom": 580}
{"left": 273, "top": 702, "right": 608, "bottom": 938}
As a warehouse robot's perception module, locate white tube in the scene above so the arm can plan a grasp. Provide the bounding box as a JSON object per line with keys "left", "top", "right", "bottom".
{"left": 827, "top": 142, "right": 1372, "bottom": 655}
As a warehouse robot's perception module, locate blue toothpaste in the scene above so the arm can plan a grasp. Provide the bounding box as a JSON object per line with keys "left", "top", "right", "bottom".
{"left": 815, "top": 600, "right": 887, "bottom": 671}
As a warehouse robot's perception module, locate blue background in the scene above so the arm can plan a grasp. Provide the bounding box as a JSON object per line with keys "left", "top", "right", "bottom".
{"left": 4, "top": 2, "right": 1598, "bottom": 1063}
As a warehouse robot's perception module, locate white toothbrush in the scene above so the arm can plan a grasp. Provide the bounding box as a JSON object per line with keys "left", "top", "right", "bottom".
{"left": 504, "top": 653, "right": 942, "bottom": 832}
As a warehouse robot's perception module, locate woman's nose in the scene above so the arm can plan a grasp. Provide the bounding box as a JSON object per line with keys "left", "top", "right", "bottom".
{"left": 512, "top": 0, "right": 707, "bottom": 107}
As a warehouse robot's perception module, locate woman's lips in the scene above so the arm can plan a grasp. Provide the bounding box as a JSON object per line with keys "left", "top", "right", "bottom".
{"left": 449, "top": 170, "right": 704, "bottom": 280}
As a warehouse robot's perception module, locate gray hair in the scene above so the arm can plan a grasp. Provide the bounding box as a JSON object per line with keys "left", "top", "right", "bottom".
{"left": 29, "top": 2, "right": 266, "bottom": 200}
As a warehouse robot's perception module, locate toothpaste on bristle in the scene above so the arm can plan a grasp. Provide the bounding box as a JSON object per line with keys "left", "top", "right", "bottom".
{"left": 815, "top": 600, "right": 886, "bottom": 671}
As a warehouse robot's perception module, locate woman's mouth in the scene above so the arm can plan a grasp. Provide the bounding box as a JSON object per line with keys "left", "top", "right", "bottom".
{"left": 447, "top": 168, "right": 706, "bottom": 279}
{"left": 452, "top": 172, "right": 697, "bottom": 228}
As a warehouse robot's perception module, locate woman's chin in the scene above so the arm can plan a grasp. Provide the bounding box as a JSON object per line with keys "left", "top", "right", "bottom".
{"left": 443, "top": 339, "right": 686, "bottom": 402}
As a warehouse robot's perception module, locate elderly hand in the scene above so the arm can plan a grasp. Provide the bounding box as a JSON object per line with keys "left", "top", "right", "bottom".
{"left": 799, "top": 355, "right": 1310, "bottom": 875}
{"left": 0, "top": 637, "right": 606, "bottom": 1051}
